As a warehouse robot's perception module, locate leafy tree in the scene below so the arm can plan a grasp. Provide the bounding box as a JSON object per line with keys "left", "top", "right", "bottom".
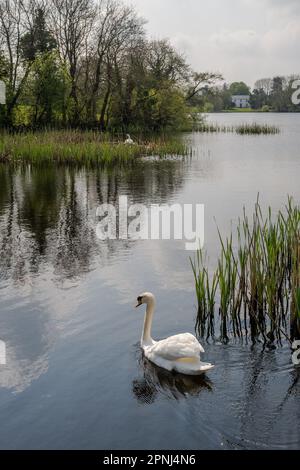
{"left": 0, "top": 0, "right": 34, "bottom": 125}
{"left": 221, "top": 84, "right": 233, "bottom": 109}
{"left": 250, "top": 88, "right": 268, "bottom": 109}
{"left": 271, "top": 76, "right": 286, "bottom": 111}
{"left": 20, "top": 8, "right": 57, "bottom": 62}
{"left": 186, "top": 72, "right": 223, "bottom": 103}
{"left": 24, "top": 51, "right": 70, "bottom": 126}
{"left": 229, "top": 81, "right": 250, "bottom": 95}
{"left": 50, "top": 0, "right": 95, "bottom": 125}
{"left": 108, "top": 38, "right": 190, "bottom": 132}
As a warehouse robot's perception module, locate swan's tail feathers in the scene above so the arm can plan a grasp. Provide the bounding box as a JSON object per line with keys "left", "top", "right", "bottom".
{"left": 174, "top": 358, "right": 214, "bottom": 375}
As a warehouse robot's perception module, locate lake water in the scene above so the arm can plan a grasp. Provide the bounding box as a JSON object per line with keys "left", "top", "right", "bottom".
{"left": 0, "top": 113, "right": 299, "bottom": 450}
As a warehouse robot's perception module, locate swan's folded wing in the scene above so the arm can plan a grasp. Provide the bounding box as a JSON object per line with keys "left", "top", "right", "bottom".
{"left": 150, "top": 333, "right": 202, "bottom": 361}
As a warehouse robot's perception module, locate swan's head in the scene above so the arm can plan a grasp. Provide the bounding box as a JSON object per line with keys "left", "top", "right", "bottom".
{"left": 136, "top": 292, "right": 155, "bottom": 308}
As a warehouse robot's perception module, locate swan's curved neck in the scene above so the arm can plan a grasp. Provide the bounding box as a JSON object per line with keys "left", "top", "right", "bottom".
{"left": 142, "top": 300, "right": 155, "bottom": 345}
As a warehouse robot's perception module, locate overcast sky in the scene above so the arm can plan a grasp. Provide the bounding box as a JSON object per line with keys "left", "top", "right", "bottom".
{"left": 124, "top": 0, "right": 300, "bottom": 88}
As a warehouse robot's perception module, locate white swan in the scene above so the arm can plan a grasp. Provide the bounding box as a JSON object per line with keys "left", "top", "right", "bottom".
{"left": 125, "top": 134, "right": 134, "bottom": 145}
{"left": 136, "top": 292, "right": 214, "bottom": 375}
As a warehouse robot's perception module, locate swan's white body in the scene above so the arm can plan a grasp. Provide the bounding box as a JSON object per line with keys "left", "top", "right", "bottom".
{"left": 125, "top": 134, "right": 134, "bottom": 145}
{"left": 136, "top": 293, "right": 214, "bottom": 375}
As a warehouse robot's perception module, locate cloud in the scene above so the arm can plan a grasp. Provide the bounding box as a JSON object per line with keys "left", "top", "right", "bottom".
{"left": 243, "top": 0, "right": 300, "bottom": 11}
{"left": 265, "top": 0, "right": 300, "bottom": 8}
{"left": 211, "top": 29, "right": 260, "bottom": 54}
{"left": 210, "top": 20, "right": 300, "bottom": 59}
{"left": 124, "top": 0, "right": 300, "bottom": 85}
{"left": 262, "top": 21, "right": 300, "bottom": 58}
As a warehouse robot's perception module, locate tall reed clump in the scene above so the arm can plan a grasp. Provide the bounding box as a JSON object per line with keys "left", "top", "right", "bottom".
{"left": 195, "top": 122, "right": 280, "bottom": 135}
{"left": 0, "top": 130, "right": 188, "bottom": 165}
{"left": 235, "top": 123, "right": 279, "bottom": 135}
{"left": 191, "top": 197, "right": 300, "bottom": 344}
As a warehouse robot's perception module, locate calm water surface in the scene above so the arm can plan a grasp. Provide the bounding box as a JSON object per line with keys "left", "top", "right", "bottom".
{"left": 0, "top": 113, "right": 299, "bottom": 449}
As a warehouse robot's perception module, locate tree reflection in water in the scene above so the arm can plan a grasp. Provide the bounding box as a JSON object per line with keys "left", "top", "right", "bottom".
{"left": 0, "top": 160, "right": 186, "bottom": 285}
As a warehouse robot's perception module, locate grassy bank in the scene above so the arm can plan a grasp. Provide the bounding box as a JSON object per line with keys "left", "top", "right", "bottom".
{"left": 221, "top": 108, "right": 256, "bottom": 113}
{"left": 0, "top": 130, "right": 188, "bottom": 165}
{"left": 191, "top": 198, "right": 300, "bottom": 345}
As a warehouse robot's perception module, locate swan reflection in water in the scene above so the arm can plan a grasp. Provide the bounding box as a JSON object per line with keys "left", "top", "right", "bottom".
{"left": 132, "top": 354, "right": 213, "bottom": 404}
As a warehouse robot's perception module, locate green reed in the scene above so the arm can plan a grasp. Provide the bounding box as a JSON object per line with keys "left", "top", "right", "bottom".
{"left": 0, "top": 130, "right": 188, "bottom": 164}
{"left": 191, "top": 197, "right": 300, "bottom": 344}
{"left": 195, "top": 122, "right": 280, "bottom": 135}
{"left": 235, "top": 123, "right": 279, "bottom": 135}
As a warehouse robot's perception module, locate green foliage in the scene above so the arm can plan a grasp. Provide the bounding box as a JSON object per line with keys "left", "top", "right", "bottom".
{"left": 20, "top": 8, "right": 57, "bottom": 62}
{"left": 250, "top": 88, "right": 268, "bottom": 109}
{"left": 229, "top": 81, "right": 250, "bottom": 96}
{"left": 151, "top": 88, "right": 189, "bottom": 131}
{"left": 22, "top": 51, "right": 71, "bottom": 126}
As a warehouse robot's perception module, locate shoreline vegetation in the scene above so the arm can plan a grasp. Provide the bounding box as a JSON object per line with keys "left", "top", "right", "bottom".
{"left": 0, "top": 130, "right": 189, "bottom": 164}
{"left": 191, "top": 197, "right": 300, "bottom": 345}
{"left": 0, "top": 120, "right": 281, "bottom": 164}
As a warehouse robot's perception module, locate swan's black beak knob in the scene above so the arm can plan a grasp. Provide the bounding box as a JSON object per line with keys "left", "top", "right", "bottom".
{"left": 135, "top": 296, "right": 143, "bottom": 308}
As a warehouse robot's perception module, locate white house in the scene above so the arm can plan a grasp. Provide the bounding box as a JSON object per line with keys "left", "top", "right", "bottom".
{"left": 231, "top": 94, "right": 250, "bottom": 108}
{"left": 0, "top": 80, "right": 6, "bottom": 104}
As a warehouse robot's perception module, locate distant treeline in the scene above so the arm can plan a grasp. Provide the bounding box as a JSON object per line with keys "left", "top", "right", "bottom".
{"left": 195, "top": 77, "right": 300, "bottom": 113}
{"left": 0, "top": 0, "right": 224, "bottom": 132}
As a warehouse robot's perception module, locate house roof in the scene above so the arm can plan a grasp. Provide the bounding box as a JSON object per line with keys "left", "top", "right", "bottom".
{"left": 231, "top": 94, "right": 250, "bottom": 99}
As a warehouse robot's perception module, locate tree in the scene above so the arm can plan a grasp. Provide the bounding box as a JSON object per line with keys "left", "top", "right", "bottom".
{"left": 254, "top": 78, "right": 272, "bottom": 96}
{"left": 50, "top": 0, "right": 95, "bottom": 125}
{"left": 107, "top": 38, "right": 189, "bottom": 132}
{"left": 146, "top": 39, "right": 188, "bottom": 85}
{"left": 250, "top": 88, "right": 268, "bottom": 110}
{"left": 0, "top": 0, "right": 35, "bottom": 124}
{"left": 24, "top": 51, "right": 70, "bottom": 126}
{"left": 84, "top": 0, "right": 145, "bottom": 126}
{"left": 186, "top": 71, "right": 223, "bottom": 102}
{"left": 271, "top": 76, "right": 286, "bottom": 111}
{"left": 229, "top": 81, "right": 250, "bottom": 95}
{"left": 221, "top": 84, "right": 233, "bottom": 110}
{"left": 20, "top": 7, "right": 57, "bottom": 62}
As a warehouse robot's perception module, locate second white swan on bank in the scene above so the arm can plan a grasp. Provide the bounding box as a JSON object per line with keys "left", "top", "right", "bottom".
{"left": 125, "top": 134, "right": 134, "bottom": 145}
{"left": 136, "top": 292, "right": 214, "bottom": 375}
